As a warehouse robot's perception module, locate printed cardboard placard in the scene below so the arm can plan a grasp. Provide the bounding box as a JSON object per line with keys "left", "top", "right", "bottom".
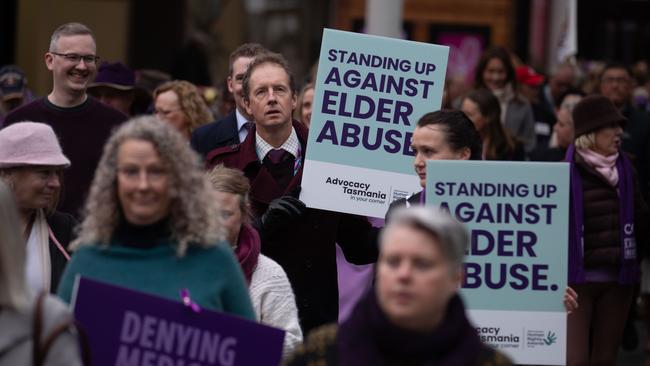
{"left": 426, "top": 160, "right": 570, "bottom": 365}
{"left": 301, "top": 28, "right": 448, "bottom": 218}
{"left": 72, "top": 277, "right": 285, "bottom": 366}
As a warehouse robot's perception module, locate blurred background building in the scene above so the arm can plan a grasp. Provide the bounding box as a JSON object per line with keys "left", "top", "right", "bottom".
{"left": 1, "top": 0, "right": 649, "bottom": 96}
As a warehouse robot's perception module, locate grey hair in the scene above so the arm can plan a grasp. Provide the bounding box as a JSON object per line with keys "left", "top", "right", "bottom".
{"left": 0, "top": 180, "right": 28, "bottom": 310}
{"left": 574, "top": 131, "right": 596, "bottom": 150}
{"left": 49, "top": 22, "right": 95, "bottom": 52}
{"left": 382, "top": 206, "right": 469, "bottom": 269}
{"left": 71, "top": 115, "right": 223, "bottom": 256}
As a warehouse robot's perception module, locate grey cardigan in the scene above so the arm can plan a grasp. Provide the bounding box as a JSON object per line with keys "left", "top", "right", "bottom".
{"left": 504, "top": 97, "right": 537, "bottom": 153}
{"left": 0, "top": 294, "right": 82, "bottom": 366}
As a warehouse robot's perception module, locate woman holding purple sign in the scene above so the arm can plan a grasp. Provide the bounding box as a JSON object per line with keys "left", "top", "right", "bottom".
{"left": 565, "top": 95, "right": 649, "bottom": 365}
{"left": 57, "top": 116, "right": 255, "bottom": 320}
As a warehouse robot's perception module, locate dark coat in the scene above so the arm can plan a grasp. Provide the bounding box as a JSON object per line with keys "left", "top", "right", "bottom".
{"left": 621, "top": 104, "right": 650, "bottom": 201}
{"left": 576, "top": 154, "right": 649, "bottom": 266}
{"left": 190, "top": 111, "right": 239, "bottom": 158}
{"left": 206, "top": 121, "right": 379, "bottom": 334}
{"left": 528, "top": 146, "right": 567, "bottom": 162}
{"left": 285, "top": 324, "right": 512, "bottom": 366}
{"left": 386, "top": 191, "right": 423, "bottom": 221}
{"left": 533, "top": 86, "right": 558, "bottom": 148}
{"left": 46, "top": 211, "right": 77, "bottom": 293}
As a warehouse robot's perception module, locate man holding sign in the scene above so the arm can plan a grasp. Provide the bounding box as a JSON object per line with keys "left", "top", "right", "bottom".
{"left": 300, "top": 29, "right": 449, "bottom": 219}
{"left": 206, "top": 52, "right": 379, "bottom": 334}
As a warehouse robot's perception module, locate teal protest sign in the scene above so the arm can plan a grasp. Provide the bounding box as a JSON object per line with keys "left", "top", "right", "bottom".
{"left": 300, "top": 29, "right": 448, "bottom": 218}
{"left": 426, "top": 160, "right": 569, "bottom": 365}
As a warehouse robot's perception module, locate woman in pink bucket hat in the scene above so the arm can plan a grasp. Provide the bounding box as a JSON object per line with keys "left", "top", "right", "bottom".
{"left": 0, "top": 122, "right": 76, "bottom": 295}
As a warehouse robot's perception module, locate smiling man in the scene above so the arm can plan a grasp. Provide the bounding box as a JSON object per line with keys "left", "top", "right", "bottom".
{"left": 207, "top": 52, "right": 379, "bottom": 335}
{"left": 4, "top": 23, "right": 127, "bottom": 217}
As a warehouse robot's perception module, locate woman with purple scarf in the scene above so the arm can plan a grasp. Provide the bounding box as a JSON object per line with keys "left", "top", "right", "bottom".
{"left": 206, "top": 165, "right": 302, "bottom": 359}
{"left": 285, "top": 206, "right": 512, "bottom": 365}
{"left": 565, "top": 95, "right": 649, "bottom": 365}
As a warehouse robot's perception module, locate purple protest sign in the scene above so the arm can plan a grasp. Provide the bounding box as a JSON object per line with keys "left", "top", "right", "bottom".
{"left": 72, "top": 277, "right": 285, "bottom": 366}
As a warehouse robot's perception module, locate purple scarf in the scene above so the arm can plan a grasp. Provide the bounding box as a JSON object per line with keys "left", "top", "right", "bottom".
{"left": 234, "top": 224, "right": 261, "bottom": 285}
{"left": 566, "top": 145, "right": 639, "bottom": 284}
{"left": 337, "top": 289, "right": 482, "bottom": 365}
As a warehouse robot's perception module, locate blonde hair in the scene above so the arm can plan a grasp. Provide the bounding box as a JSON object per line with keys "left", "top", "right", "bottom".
{"left": 0, "top": 180, "right": 28, "bottom": 310}
{"left": 294, "top": 82, "right": 314, "bottom": 123}
{"left": 206, "top": 165, "right": 251, "bottom": 224}
{"left": 153, "top": 80, "right": 213, "bottom": 136}
{"left": 72, "top": 115, "right": 223, "bottom": 256}
{"left": 574, "top": 131, "right": 596, "bottom": 150}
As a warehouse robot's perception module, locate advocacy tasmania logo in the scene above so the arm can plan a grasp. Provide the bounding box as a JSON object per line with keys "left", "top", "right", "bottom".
{"left": 325, "top": 176, "right": 387, "bottom": 204}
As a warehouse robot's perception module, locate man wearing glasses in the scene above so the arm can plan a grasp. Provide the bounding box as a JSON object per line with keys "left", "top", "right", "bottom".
{"left": 598, "top": 63, "right": 650, "bottom": 201}
{"left": 4, "top": 22, "right": 127, "bottom": 218}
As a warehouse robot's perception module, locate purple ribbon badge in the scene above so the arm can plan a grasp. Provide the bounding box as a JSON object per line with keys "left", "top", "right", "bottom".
{"left": 179, "top": 288, "right": 202, "bottom": 313}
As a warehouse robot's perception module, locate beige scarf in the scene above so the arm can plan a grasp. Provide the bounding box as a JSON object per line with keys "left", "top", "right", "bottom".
{"left": 490, "top": 83, "right": 514, "bottom": 125}
{"left": 25, "top": 209, "right": 52, "bottom": 293}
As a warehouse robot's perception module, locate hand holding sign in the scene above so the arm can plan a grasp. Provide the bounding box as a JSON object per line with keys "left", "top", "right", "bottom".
{"left": 300, "top": 29, "right": 448, "bottom": 218}
{"left": 261, "top": 196, "right": 307, "bottom": 237}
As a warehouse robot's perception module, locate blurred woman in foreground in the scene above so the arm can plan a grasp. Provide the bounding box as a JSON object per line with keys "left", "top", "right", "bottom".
{"left": 57, "top": 116, "right": 254, "bottom": 318}
{"left": 285, "top": 207, "right": 512, "bottom": 365}
{"left": 0, "top": 180, "right": 84, "bottom": 365}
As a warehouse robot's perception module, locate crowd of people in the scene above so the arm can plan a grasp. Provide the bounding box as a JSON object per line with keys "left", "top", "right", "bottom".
{"left": 0, "top": 21, "right": 649, "bottom": 365}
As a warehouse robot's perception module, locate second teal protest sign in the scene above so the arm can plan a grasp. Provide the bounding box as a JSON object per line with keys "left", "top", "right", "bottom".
{"left": 426, "top": 160, "right": 569, "bottom": 365}
{"left": 300, "top": 29, "right": 448, "bottom": 218}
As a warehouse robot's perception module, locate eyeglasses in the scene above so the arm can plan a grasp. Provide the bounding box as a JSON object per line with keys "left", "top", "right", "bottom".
{"left": 601, "top": 76, "right": 630, "bottom": 85}
{"left": 50, "top": 52, "right": 100, "bottom": 65}
{"left": 117, "top": 166, "right": 168, "bottom": 183}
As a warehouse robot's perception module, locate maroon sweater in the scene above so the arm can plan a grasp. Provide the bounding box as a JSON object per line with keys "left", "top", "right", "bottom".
{"left": 4, "top": 97, "right": 127, "bottom": 216}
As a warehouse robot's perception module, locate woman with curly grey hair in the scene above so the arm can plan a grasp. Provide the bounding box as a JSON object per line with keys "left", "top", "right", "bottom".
{"left": 56, "top": 116, "right": 255, "bottom": 319}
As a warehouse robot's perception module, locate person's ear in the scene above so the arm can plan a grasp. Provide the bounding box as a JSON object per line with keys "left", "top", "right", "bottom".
{"left": 45, "top": 52, "right": 54, "bottom": 71}
{"left": 455, "top": 267, "right": 464, "bottom": 289}
{"left": 227, "top": 76, "right": 234, "bottom": 94}
{"left": 459, "top": 147, "right": 471, "bottom": 160}
{"left": 244, "top": 98, "right": 253, "bottom": 116}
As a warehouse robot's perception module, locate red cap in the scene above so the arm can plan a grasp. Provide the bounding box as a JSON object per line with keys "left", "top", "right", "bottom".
{"left": 516, "top": 65, "right": 544, "bottom": 87}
